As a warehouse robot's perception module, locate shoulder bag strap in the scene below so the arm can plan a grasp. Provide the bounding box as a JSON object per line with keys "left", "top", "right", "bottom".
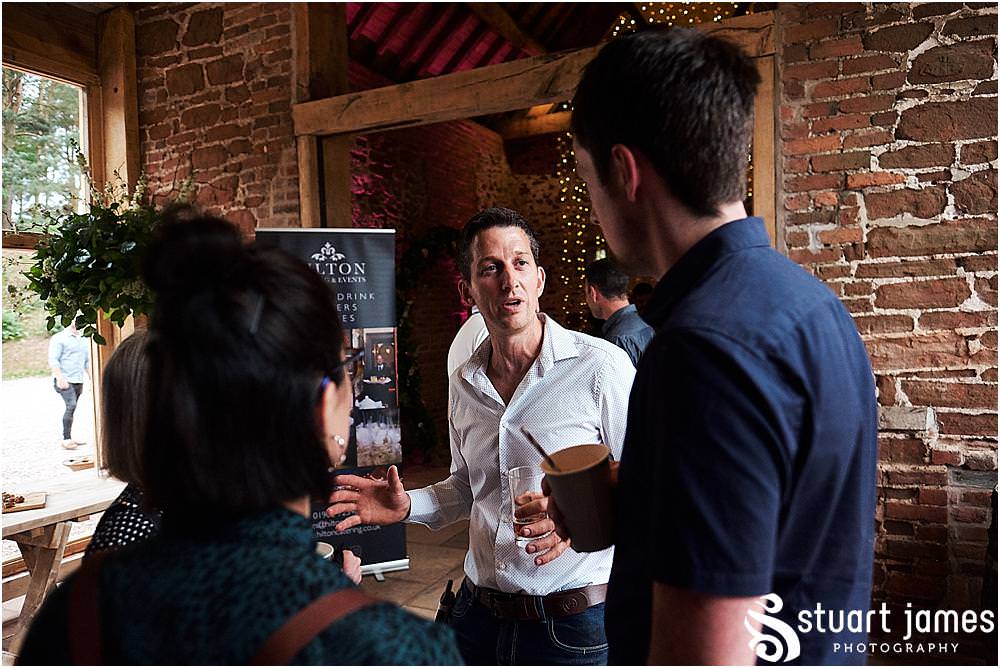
{"left": 249, "top": 588, "right": 379, "bottom": 665}
{"left": 68, "top": 552, "right": 109, "bottom": 665}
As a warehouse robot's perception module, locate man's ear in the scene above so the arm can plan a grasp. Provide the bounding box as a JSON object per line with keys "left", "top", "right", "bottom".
{"left": 610, "top": 144, "right": 640, "bottom": 202}
{"left": 458, "top": 279, "right": 474, "bottom": 306}
{"left": 536, "top": 266, "right": 546, "bottom": 300}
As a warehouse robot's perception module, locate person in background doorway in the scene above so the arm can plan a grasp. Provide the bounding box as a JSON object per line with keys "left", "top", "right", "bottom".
{"left": 584, "top": 258, "right": 654, "bottom": 366}
{"left": 48, "top": 319, "right": 91, "bottom": 449}
{"left": 628, "top": 282, "right": 654, "bottom": 315}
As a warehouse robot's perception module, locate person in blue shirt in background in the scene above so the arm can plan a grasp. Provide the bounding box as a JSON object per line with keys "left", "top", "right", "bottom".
{"left": 584, "top": 258, "right": 655, "bottom": 366}
{"left": 48, "top": 319, "right": 91, "bottom": 449}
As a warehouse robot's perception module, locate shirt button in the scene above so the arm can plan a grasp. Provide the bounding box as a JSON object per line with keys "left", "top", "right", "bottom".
{"left": 497, "top": 562, "right": 507, "bottom": 570}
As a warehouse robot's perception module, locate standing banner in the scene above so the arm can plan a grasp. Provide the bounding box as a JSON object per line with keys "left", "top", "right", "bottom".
{"left": 256, "top": 228, "right": 408, "bottom": 577}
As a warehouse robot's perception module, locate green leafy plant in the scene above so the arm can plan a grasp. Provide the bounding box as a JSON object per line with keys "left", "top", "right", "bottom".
{"left": 2, "top": 309, "right": 25, "bottom": 341}
{"left": 23, "top": 148, "right": 192, "bottom": 344}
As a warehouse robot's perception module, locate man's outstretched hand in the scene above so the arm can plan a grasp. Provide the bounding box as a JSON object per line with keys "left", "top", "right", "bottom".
{"left": 327, "top": 465, "right": 410, "bottom": 531}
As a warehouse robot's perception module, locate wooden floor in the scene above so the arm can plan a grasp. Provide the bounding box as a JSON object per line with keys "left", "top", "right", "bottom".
{"left": 358, "top": 465, "right": 469, "bottom": 620}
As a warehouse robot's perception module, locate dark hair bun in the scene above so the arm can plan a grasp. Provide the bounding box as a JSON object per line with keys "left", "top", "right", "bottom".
{"left": 143, "top": 209, "right": 247, "bottom": 296}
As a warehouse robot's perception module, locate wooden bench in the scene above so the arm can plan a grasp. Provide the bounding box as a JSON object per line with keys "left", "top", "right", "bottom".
{"left": 2, "top": 475, "right": 125, "bottom": 654}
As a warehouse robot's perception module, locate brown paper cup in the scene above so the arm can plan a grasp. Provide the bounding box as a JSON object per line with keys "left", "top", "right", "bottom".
{"left": 541, "top": 444, "right": 613, "bottom": 552}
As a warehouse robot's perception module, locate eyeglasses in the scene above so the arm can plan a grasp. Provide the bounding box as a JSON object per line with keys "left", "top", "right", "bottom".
{"left": 318, "top": 349, "right": 364, "bottom": 404}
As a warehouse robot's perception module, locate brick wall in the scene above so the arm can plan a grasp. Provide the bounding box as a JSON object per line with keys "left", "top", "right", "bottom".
{"left": 777, "top": 2, "right": 998, "bottom": 612}
{"left": 135, "top": 3, "right": 298, "bottom": 234}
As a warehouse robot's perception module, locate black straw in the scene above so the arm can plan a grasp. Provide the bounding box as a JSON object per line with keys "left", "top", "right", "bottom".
{"left": 520, "top": 427, "right": 560, "bottom": 472}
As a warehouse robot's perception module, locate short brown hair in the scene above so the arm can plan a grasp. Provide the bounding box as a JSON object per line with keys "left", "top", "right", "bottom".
{"left": 102, "top": 331, "right": 150, "bottom": 485}
{"left": 572, "top": 28, "right": 760, "bottom": 217}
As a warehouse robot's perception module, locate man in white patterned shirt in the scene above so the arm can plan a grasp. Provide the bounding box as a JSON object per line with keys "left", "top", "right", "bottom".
{"left": 328, "top": 207, "right": 635, "bottom": 665}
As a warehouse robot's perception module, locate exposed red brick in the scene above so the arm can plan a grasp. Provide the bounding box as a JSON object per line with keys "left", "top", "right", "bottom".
{"left": 917, "top": 170, "right": 951, "bottom": 183}
{"left": 810, "top": 36, "right": 864, "bottom": 59}
{"left": 814, "top": 76, "right": 870, "bottom": 98}
{"left": 811, "top": 113, "right": 870, "bottom": 133}
{"left": 872, "top": 71, "right": 907, "bottom": 90}
{"left": 839, "top": 94, "right": 896, "bottom": 114}
{"left": 802, "top": 101, "right": 838, "bottom": 118}
{"left": 785, "top": 17, "right": 840, "bottom": 43}
{"left": 919, "top": 310, "right": 996, "bottom": 331}
{"left": 875, "top": 277, "right": 972, "bottom": 309}
{"left": 789, "top": 247, "right": 843, "bottom": 265}
{"left": 179, "top": 103, "right": 221, "bottom": 128}
{"left": 952, "top": 170, "right": 998, "bottom": 215}
{"left": 897, "top": 99, "right": 998, "bottom": 142}
{"left": 811, "top": 150, "right": 870, "bottom": 172}
{"left": 865, "top": 185, "right": 947, "bottom": 220}
{"left": 136, "top": 19, "right": 179, "bottom": 56}
{"left": 818, "top": 226, "right": 863, "bottom": 244}
{"left": 943, "top": 15, "right": 998, "bottom": 38}
{"left": 812, "top": 190, "right": 839, "bottom": 207}
{"left": 879, "top": 438, "right": 927, "bottom": 464}
{"left": 868, "top": 219, "right": 997, "bottom": 258}
{"left": 784, "top": 193, "right": 811, "bottom": 211}
{"left": 918, "top": 488, "right": 949, "bottom": 506}
{"left": 785, "top": 134, "right": 843, "bottom": 156}
{"left": 842, "top": 54, "right": 899, "bottom": 75}
{"left": 913, "top": 3, "right": 963, "bottom": 19}
{"left": 863, "top": 23, "right": 935, "bottom": 52}
{"left": 844, "top": 130, "right": 894, "bottom": 149}
{"left": 785, "top": 173, "right": 844, "bottom": 192}
{"left": 931, "top": 447, "right": 963, "bottom": 465}
{"left": 855, "top": 314, "right": 914, "bottom": 335}
{"left": 856, "top": 258, "right": 957, "bottom": 279}
{"left": 165, "top": 63, "right": 205, "bottom": 96}
{"left": 964, "top": 448, "right": 998, "bottom": 471}
{"left": 975, "top": 275, "right": 998, "bottom": 306}
{"left": 961, "top": 140, "right": 998, "bottom": 165}
{"left": 937, "top": 412, "right": 998, "bottom": 436}
{"left": 784, "top": 156, "right": 810, "bottom": 174}
{"left": 182, "top": 7, "right": 223, "bottom": 46}
{"left": 837, "top": 207, "right": 860, "bottom": 226}
{"left": 846, "top": 171, "right": 906, "bottom": 188}
{"left": 909, "top": 41, "right": 996, "bottom": 85}
{"left": 871, "top": 110, "right": 899, "bottom": 128}
{"left": 867, "top": 331, "right": 970, "bottom": 371}
{"left": 901, "top": 380, "right": 998, "bottom": 409}
{"left": 206, "top": 54, "right": 245, "bottom": 85}
{"left": 972, "top": 79, "right": 998, "bottom": 96}
{"left": 884, "top": 501, "right": 948, "bottom": 522}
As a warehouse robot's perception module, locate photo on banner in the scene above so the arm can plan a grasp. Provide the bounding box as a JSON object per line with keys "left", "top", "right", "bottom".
{"left": 255, "top": 228, "right": 408, "bottom": 575}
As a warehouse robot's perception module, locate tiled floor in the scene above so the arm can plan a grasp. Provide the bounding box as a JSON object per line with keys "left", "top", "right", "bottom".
{"left": 359, "top": 465, "right": 469, "bottom": 620}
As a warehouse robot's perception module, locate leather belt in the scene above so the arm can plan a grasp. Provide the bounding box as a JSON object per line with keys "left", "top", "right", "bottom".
{"left": 463, "top": 579, "right": 607, "bottom": 621}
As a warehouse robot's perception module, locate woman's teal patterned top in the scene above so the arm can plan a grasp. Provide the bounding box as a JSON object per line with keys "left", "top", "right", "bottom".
{"left": 19, "top": 507, "right": 462, "bottom": 665}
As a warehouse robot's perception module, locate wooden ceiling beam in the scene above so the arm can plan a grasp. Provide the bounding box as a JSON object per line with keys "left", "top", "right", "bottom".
{"left": 292, "top": 12, "right": 775, "bottom": 138}
{"left": 496, "top": 110, "right": 571, "bottom": 139}
{"left": 293, "top": 45, "right": 599, "bottom": 137}
{"left": 466, "top": 3, "right": 546, "bottom": 56}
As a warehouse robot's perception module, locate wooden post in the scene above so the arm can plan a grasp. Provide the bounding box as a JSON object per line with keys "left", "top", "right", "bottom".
{"left": 753, "top": 55, "right": 777, "bottom": 248}
{"left": 92, "top": 6, "right": 140, "bottom": 472}
{"left": 293, "top": 3, "right": 351, "bottom": 228}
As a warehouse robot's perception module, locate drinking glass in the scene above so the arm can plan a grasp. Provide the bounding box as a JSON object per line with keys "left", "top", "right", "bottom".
{"left": 508, "top": 466, "right": 549, "bottom": 543}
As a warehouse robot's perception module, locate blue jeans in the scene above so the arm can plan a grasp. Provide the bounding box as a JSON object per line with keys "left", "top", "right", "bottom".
{"left": 448, "top": 580, "right": 609, "bottom": 665}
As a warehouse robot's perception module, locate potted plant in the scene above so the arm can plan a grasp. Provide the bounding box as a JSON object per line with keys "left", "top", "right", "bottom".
{"left": 24, "top": 152, "right": 191, "bottom": 344}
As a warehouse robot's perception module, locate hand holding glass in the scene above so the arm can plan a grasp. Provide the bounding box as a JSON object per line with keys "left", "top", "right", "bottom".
{"left": 509, "top": 466, "right": 551, "bottom": 543}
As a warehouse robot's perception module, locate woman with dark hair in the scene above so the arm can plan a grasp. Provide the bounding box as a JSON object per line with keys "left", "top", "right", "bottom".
{"left": 85, "top": 331, "right": 162, "bottom": 555}
{"left": 19, "top": 214, "right": 460, "bottom": 665}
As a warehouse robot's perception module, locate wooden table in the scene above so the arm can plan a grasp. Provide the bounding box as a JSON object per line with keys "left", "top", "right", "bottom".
{"left": 2, "top": 475, "right": 125, "bottom": 653}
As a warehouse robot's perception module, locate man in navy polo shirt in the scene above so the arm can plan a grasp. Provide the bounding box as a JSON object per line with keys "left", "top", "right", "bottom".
{"left": 565, "top": 29, "right": 878, "bottom": 664}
